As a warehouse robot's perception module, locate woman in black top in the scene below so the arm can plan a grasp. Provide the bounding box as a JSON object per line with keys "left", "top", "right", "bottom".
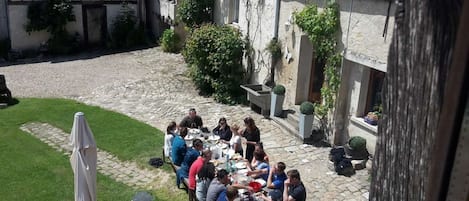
{"left": 212, "top": 117, "right": 232, "bottom": 141}
{"left": 242, "top": 117, "right": 260, "bottom": 162}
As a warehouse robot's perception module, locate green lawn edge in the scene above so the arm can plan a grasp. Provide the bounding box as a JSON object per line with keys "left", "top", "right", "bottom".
{"left": 0, "top": 98, "right": 186, "bottom": 200}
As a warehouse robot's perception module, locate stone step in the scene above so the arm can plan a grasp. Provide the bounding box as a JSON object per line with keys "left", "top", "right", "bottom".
{"left": 271, "top": 115, "right": 300, "bottom": 140}
{"left": 286, "top": 111, "right": 300, "bottom": 131}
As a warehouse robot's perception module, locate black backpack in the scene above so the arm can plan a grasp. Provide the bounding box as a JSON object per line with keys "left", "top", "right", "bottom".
{"left": 148, "top": 157, "right": 164, "bottom": 168}
{"left": 330, "top": 147, "right": 345, "bottom": 164}
{"left": 335, "top": 158, "right": 355, "bottom": 177}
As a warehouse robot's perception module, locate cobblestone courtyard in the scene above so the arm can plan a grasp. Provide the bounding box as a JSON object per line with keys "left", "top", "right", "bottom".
{"left": 1, "top": 47, "right": 370, "bottom": 200}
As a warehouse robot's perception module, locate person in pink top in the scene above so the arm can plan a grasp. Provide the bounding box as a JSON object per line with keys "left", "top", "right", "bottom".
{"left": 188, "top": 149, "right": 212, "bottom": 200}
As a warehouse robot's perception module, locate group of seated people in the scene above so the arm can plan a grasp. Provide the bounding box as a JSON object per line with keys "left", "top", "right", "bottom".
{"left": 163, "top": 108, "right": 306, "bottom": 201}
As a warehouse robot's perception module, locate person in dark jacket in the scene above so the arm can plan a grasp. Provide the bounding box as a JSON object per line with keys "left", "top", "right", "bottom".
{"left": 241, "top": 117, "right": 260, "bottom": 162}
{"left": 212, "top": 117, "right": 232, "bottom": 141}
{"left": 180, "top": 108, "right": 203, "bottom": 128}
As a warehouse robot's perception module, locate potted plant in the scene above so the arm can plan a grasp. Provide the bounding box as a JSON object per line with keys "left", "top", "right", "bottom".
{"left": 270, "top": 84, "right": 286, "bottom": 117}
{"left": 345, "top": 136, "right": 369, "bottom": 160}
{"left": 298, "top": 101, "right": 314, "bottom": 139}
{"left": 364, "top": 105, "right": 382, "bottom": 125}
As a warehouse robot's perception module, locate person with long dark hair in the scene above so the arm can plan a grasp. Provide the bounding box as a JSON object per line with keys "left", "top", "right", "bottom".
{"left": 196, "top": 162, "right": 216, "bottom": 201}
{"left": 164, "top": 121, "right": 177, "bottom": 158}
{"left": 212, "top": 117, "right": 232, "bottom": 141}
{"left": 241, "top": 117, "right": 260, "bottom": 162}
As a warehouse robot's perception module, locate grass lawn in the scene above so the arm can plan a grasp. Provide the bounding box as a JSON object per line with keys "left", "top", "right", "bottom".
{"left": 0, "top": 98, "right": 186, "bottom": 200}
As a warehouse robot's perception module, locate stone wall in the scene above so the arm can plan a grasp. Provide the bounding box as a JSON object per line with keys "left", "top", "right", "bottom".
{"left": 7, "top": 3, "right": 138, "bottom": 51}
{"left": 0, "top": 0, "right": 8, "bottom": 39}
{"left": 8, "top": 5, "right": 84, "bottom": 50}
{"left": 276, "top": 0, "right": 394, "bottom": 107}
{"left": 213, "top": 0, "right": 278, "bottom": 85}
{"left": 106, "top": 4, "right": 138, "bottom": 35}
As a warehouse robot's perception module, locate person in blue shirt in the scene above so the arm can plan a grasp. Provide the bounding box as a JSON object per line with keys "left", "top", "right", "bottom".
{"left": 266, "top": 162, "right": 287, "bottom": 201}
{"left": 171, "top": 127, "right": 188, "bottom": 166}
{"left": 216, "top": 186, "right": 238, "bottom": 201}
{"left": 176, "top": 139, "right": 204, "bottom": 188}
{"left": 247, "top": 151, "right": 270, "bottom": 181}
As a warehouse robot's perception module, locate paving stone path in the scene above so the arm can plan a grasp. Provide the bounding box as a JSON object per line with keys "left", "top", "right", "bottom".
{"left": 4, "top": 47, "right": 370, "bottom": 200}
{"left": 20, "top": 122, "right": 168, "bottom": 190}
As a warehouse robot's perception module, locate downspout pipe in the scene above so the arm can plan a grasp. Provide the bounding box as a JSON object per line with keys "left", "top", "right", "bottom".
{"left": 274, "top": 0, "right": 281, "bottom": 38}
{"left": 270, "top": 0, "right": 281, "bottom": 86}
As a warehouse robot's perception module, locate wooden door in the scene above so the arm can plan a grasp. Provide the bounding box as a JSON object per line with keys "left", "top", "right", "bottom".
{"left": 308, "top": 57, "right": 324, "bottom": 103}
{"left": 83, "top": 5, "right": 106, "bottom": 47}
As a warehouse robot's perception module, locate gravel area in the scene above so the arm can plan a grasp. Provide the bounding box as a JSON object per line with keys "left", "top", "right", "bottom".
{"left": 0, "top": 47, "right": 185, "bottom": 98}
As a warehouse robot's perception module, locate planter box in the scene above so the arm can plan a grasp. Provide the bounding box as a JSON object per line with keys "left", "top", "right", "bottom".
{"left": 240, "top": 84, "right": 271, "bottom": 116}
{"left": 299, "top": 113, "right": 313, "bottom": 139}
{"left": 270, "top": 92, "right": 284, "bottom": 117}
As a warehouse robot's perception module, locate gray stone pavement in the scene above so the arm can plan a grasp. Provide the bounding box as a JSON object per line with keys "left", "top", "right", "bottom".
{"left": 2, "top": 47, "right": 370, "bottom": 200}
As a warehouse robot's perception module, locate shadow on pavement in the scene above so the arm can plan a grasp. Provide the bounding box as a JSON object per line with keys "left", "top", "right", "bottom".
{"left": 0, "top": 45, "right": 157, "bottom": 68}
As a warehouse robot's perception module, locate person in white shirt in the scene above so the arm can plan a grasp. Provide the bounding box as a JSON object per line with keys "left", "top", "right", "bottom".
{"left": 228, "top": 124, "right": 243, "bottom": 157}
{"left": 164, "top": 121, "right": 177, "bottom": 158}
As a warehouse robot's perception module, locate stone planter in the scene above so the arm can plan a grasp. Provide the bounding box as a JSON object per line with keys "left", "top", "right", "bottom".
{"left": 299, "top": 113, "right": 313, "bottom": 139}
{"left": 270, "top": 92, "right": 284, "bottom": 117}
{"left": 240, "top": 84, "right": 271, "bottom": 116}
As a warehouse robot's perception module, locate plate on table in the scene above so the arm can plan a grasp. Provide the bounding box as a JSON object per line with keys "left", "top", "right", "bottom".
{"left": 189, "top": 129, "right": 201, "bottom": 135}
{"left": 254, "top": 179, "right": 266, "bottom": 187}
{"left": 235, "top": 162, "right": 247, "bottom": 169}
{"left": 237, "top": 169, "right": 248, "bottom": 175}
{"left": 218, "top": 143, "right": 228, "bottom": 149}
{"left": 208, "top": 135, "right": 220, "bottom": 141}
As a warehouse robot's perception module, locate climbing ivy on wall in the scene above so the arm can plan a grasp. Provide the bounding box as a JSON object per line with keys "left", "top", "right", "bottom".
{"left": 25, "top": 0, "right": 77, "bottom": 54}
{"left": 294, "top": 2, "right": 341, "bottom": 124}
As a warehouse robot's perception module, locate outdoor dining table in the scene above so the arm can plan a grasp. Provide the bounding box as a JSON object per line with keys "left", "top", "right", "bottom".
{"left": 185, "top": 129, "right": 267, "bottom": 200}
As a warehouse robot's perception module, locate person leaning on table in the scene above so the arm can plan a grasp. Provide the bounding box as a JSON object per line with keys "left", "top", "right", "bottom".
{"left": 206, "top": 169, "right": 253, "bottom": 201}
{"left": 266, "top": 162, "right": 287, "bottom": 201}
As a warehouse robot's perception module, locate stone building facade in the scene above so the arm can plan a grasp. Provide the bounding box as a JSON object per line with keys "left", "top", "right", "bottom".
{"left": 213, "top": 0, "right": 394, "bottom": 153}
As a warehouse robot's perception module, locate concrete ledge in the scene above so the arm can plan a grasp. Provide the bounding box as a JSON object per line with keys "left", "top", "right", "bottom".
{"left": 350, "top": 116, "right": 378, "bottom": 134}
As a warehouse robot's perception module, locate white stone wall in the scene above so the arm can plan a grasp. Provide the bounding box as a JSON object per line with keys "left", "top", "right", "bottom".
{"left": 277, "top": 0, "right": 394, "bottom": 106}
{"left": 8, "top": 5, "right": 84, "bottom": 50}
{"left": 213, "top": 0, "right": 278, "bottom": 84}
{"left": 239, "top": 0, "right": 278, "bottom": 84}
{"left": 67, "top": 6, "right": 84, "bottom": 41}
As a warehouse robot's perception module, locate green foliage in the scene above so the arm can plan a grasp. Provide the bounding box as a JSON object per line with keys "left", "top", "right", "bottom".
{"left": 315, "top": 53, "right": 342, "bottom": 117}
{"left": 25, "top": 0, "right": 76, "bottom": 54}
{"left": 294, "top": 3, "right": 339, "bottom": 62}
{"left": 47, "top": 31, "right": 79, "bottom": 55}
{"left": 178, "top": 0, "right": 214, "bottom": 28}
{"left": 349, "top": 136, "right": 367, "bottom": 151}
{"left": 371, "top": 104, "right": 383, "bottom": 119}
{"left": 265, "top": 37, "right": 282, "bottom": 61}
{"left": 160, "top": 29, "right": 180, "bottom": 53}
{"left": 273, "top": 84, "right": 286, "bottom": 95}
{"left": 110, "top": 4, "right": 147, "bottom": 49}
{"left": 184, "top": 24, "right": 245, "bottom": 104}
{"left": 26, "top": 0, "right": 75, "bottom": 34}
{"left": 300, "top": 101, "right": 315, "bottom": 115}
{"left": 0, "top": 39, "right": 10, "bottom": 59}
{"left": 295, "top": 2, "right": 341, "bottom": 121}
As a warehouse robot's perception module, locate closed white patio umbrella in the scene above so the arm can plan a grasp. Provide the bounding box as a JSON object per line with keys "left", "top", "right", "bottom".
{"left": 70, "top": 112, "right": 97, "bottom": 201}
